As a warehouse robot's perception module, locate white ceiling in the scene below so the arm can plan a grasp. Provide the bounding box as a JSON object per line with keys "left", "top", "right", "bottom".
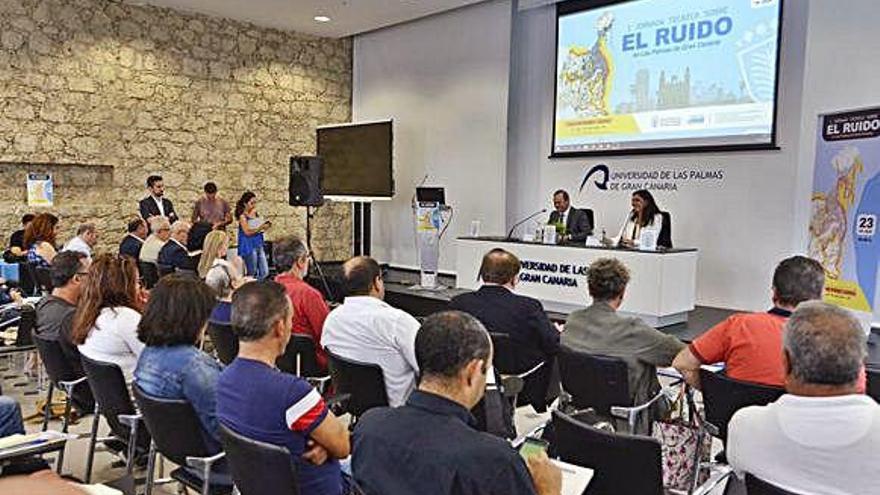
{"left": 128, "top": 0, "right": 489, "bottom": 38}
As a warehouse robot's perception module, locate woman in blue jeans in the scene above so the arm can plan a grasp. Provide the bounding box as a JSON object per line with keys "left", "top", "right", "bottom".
{"left": 234, "top": 191, "right": 271, "bottom": 280}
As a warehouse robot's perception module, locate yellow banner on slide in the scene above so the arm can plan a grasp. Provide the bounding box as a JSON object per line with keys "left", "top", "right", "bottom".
{"left": 823, "top": 278, "right": 872, "bottom": 313}
{"left": 556, "top": 115, "right": 641, "bottom": 139}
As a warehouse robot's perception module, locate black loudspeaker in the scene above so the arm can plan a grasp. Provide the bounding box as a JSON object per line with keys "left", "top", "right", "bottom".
{"left": 289, "top": 156, "right": 324, "bottom": 207}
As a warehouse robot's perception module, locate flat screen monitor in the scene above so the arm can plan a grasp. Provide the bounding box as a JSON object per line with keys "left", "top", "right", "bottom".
{"left": 553, "top": 0, "right": 784, "bottom": 157}
{"left": 317, "top": 120, "right": 394, "bottom": 200}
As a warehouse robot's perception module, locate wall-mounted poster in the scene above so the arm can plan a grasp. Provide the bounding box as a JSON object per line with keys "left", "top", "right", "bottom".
{"left": 27, "top": 173, "right": 53, "bottom": 207}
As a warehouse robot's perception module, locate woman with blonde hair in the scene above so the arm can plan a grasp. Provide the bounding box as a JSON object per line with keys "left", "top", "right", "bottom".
{"left": 72, "top": 254, "right": 148, "bottom": 381}
{"left": 201, "top": 230, "right": 248, "bottom": 325}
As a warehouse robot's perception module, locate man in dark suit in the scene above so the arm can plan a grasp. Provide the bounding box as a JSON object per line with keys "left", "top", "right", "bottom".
{"left": 138, "top": 175, "right": 178, "bottom": 225}
{"left": 118, "top": 217, "right": 147, "bottom": 260}
{"left": 449, "top": 248, "right": 561, "bottom": 411}
{"left": 548, "top": 189, "right": 592, "bottom": 243}
{"left": 158, "top": 220, "right": 197, "bottom": 271}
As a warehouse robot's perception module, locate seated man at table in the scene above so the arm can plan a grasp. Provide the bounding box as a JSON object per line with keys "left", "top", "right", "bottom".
{"left": 728, "top": 301, "right": 880, "bottom": 494}
{"left": 140, "top": 217, "right": 170, "bottom": 264}
{"left": 321, "top": 256, "right": 420, "bottom": 407}
{"left": 547, "top": 189, "right": 592, "bottom": 243}
{"left": 673, "top": 256, "right": 825, "bottom": 389}
{"left": 563, "top": 257, "right": 684, "bottom": 432}
{"left": 158, "top": 220, "right": 197, "bottom": 271}
{"left": 449, "top": 248, "right": 560, "bottom": 411}
{"left": 352, "top": 311, "right": 561, "bottom": 495}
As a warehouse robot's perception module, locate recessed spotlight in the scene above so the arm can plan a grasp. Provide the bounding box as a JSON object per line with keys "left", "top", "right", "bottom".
{"left": 314, "top": 15, "right": 331, "bottom": 23}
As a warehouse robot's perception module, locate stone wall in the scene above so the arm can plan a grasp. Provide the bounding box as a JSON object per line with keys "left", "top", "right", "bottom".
{"left": 0, "top": 0, "right": 353, "bottom": 260}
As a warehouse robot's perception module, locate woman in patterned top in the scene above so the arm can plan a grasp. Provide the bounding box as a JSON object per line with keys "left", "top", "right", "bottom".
{"left": 24, "top": 213, "right": 60, "bottom": 267}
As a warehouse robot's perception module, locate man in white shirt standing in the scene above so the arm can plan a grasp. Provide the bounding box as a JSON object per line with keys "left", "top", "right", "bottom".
{"left": 64, "top": 223, "right": 99, "bottom": 258}
{"left": 728, "top": 301, "right": 880, "bottom": 495}
{"left": 322, "top": 256, "right": 420, "bottom": 407}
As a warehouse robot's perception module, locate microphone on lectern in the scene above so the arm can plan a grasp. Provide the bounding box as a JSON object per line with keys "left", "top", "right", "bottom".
{"left": 506, "top": 208, "right": 548, "bottom": 240}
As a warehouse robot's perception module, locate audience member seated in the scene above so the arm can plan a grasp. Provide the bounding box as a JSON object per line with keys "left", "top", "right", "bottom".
{"left": 63, "top": 223, "right": 99, "bottom": 259}
{"left": 353, "top": 311, "right": 561, "bottom": 495}
{"left": 274, "top": 237, "right": 330, "bottom": 371}
{"left": 674, "top": 256, "right": 825, "bottom": 389}
{"left": 218, "top": 281, "right": 350, "bottom": 495}
{"left": 562, "top": 258, "right": 684, "bottom": 432}
{"left": 198, "top": 230, "right": 243, "bottom": 281}
{"left": 118, "top": 218, "right": 147, "bottom": 260}
{"left": 322, "top": 256, "right": 420, "bottom": 407}
{"left": 140, "top": 216, "right": 171, "bottom": 264}
{"left": 187, "top": 221, "right": 213, "bottom": 253}
{"left": 450, "top": 248, "right": 560, "bottom": 411}
{"left": 24, "top": 213, "right": 60, "bottom": 268}
{"left": 135, "top": 274, "right": 226, "bottom": 457}
{"left": 728, "top": 301, "right": 880, "bottom": 494}
{"left": 34, "top": 251, "right": 94, "bottom": 412}
{"left": 4, "top": 213, "right": 34, "bottom": 261}
{"left": 0, "top": 395, "right": 25, "bottom": 437}
{"left": 158, "top": 220, "right": 197, "bottom": 271}
{"left": 72, "top": 254, "right": 147, "bottom": 382}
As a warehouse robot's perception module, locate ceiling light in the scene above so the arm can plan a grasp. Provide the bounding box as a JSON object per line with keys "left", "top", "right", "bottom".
{"left": 314, "top": 15, "right": 331, "bottom": 23}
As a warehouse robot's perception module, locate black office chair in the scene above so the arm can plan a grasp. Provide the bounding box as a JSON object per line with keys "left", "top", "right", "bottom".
{"left": 32, "top": 335, "right": 93, "bottom": 430}
{"left": 658, "top": 211, "right": 673, "bottom": 249}
{"left": 218, "top": 423, "right": 299, "bottom": 495}
{"left": 582, "top": 208, "right": 595, "bottom": 234}
{"left": 80, "top": 355, "right": 150, "bottom": 484}
{"left": 206, "top": 322, "right": 238, "bottom": 365}
{"left": 326, "top": 348, "right": 388, "bottom": 422}
{"left": 488, "top": 332, "right": 549, "bottom": 409}
{"left": 133, "top": 385, "right": 231, "bottom": 495}
{"left": 745, "top": 473, "right": 805, "bottom": 495}
{"left": 276, "top": 334, "right": 331, "bottom": 393}
{"left": 157, "top": 263, "right": 175, "bottom": 278}
{"left": 34, "top": 265, "right": 53, "bottom": 294}
{"left": 550, "top": 410, "right": 664, "bottom": 495}
{"left": 138, "top": 261, "right": 159, "bottom": 289}
{"left": 557, "top": 346, "right": 666, "bottom": 433}
{"left": 866, "top": 367, "right": 880, "bottom": 403}
{"left": 18, "top": 261, "right": 37, "bottom": 296}
{"left": 699, "top": 368, "right": 784, "bottom": 443}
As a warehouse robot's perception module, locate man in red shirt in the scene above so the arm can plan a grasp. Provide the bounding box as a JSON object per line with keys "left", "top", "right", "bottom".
{"left": 273, "top": 237, "right": 330, "bottom": 371}
{"left": 673, "top": 256, "right": 825, "bottom": 388}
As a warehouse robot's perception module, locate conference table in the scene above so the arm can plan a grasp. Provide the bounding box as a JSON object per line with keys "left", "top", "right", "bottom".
{"left": 455, "top": 237, "right": 698, "bottom": 327}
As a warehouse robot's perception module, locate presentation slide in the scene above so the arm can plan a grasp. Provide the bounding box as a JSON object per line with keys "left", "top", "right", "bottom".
{"left": 554, "top": 0, "right": 782, "bottom": 155}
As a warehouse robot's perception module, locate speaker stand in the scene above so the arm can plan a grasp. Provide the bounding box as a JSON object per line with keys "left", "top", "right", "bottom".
{"left": 305, "top": 206, "right": 334, "bottom": 301}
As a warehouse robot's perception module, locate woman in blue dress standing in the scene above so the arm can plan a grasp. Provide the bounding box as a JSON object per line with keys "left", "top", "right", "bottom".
{"left": 234, "top": 191, "right": 271, "bottom": 280}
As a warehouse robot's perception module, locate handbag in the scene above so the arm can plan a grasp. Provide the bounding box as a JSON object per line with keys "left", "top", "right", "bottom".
{"left": 652, "top": 386, "right": 711, "bottom": 492}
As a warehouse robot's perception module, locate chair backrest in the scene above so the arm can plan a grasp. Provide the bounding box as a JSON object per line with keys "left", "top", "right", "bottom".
{"left": 34, "top": 266, "right": 54, "bottom": 293}
{"left": 218, "top": 423, "right": 299, "bottom": 495}
{"left": 658, "top": 211, "right": 672, "bottom": 249}
{"left": 18, "top": 261, "right": 37, "bottom": 296}
{"left": 277, "top": 334, "right": 326, "bottom": 378}
{"left": 558, "top": 346, "right": 631, "bottom": 415}
{"left": 14, "top": 305, "right": 35, "bottom": 346}
{"left": 866, "top": 367, "right": 880, "bottom": 403}
{"left": 157, "top": 263, "right": 175, "bottom": 278}
{"left": 33, "top": 334, "right": 81, "bottom": 384}
{"left": 699, "top": 368, "right": 784, "bottom": 442}
{"left": 138, "top": 261, "right": 159, "bottom": 289}
{"left": 132, "top": 384, "right": 213, "bottom": 466}
{"left": 207, "top": 322, "right": 239, "bottom": 365}
{"left": 745, "top": 473, "right": 804, "bottom": 495}
{"left": 582, "top": 208, "right": 595, "bottom": 232}
{"left": 551, "top": 410, "right": 663, "bottom": 495}
{"left": 80, "top": 355, "right": 149, "bottom": 448}
{"left": 326, "top": 348, "right": 388, "bottom": 418}
{"left": 488, "top": 332, "right": 530, "bottom": 375}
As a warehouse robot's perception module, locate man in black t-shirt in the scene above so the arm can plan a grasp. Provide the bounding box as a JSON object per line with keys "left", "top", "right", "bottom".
{"left": 34, "top": 251, "right": 94, "bottom": 412}
{"left": 4, "top": 213, "right": 34, "bottom": 262}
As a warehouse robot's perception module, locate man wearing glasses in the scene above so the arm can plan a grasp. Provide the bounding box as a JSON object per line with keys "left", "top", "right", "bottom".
{"left": 140, "top": 217, "right": 172, "bottom": 264}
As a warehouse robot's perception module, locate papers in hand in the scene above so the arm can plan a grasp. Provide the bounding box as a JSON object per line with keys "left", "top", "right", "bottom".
{"left": 552, "top": 459, "right": 594, "bottom": 495}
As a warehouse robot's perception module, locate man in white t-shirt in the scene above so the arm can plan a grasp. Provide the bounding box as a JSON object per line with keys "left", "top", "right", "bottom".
{"left": 64, "top": 223, "right": 99, "bottom": 258}
{"left": 728, "top": 301, "right": 880, "bottom": 495}
{"left": 322, "top": 256, "right": 420, "bottom": 407}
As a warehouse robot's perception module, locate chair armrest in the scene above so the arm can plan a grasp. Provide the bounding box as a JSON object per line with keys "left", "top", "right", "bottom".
{"left": 690, "top": 465, "right": 734, "bottom": 495}
{"left": 307, "top": 376, "right": 332, "bottom": 387}
{"left": 185, "top": 452, "right": 226, "bottom": 470}
{"left": 497, "top": 375, "right": 524, "bottom": 398}
{"left": 516, "top": 360, "right": 546, "bottom": 380}
{"left": 117, "top": 413, "right": 142, "bottom": 428}
{"left": 609, "top": 387, "right": 668, "bottom": 420}
{"left": 326, "top": 393, "right": 351, "bottom": 415}
{"left": 58, "top": 376, "right": 89, "bottom": 393}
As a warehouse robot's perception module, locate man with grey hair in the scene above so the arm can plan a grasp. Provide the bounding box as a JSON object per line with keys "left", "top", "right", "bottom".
{"left": 64, "top": 223, "right": 99, "bottom": 258}
{"left": 140, "top": 216, "right": 171, "bottom": 264}
{"left": 562, "top": 257, "right": 684, "bottom": 433}
{"left": 158, "top": 220, "right": 197, "bottom": 271}
{"left": 217, "top": 281, "right": 350, "bottom": 495}
{"left": 274, "top": 237, "right": 330, "bottom": 371}
{"left": 674, "top": 255, "right": 828, "bottom": 389}
{"left": 727, "top": 301, "right": 879, "bottom": 494}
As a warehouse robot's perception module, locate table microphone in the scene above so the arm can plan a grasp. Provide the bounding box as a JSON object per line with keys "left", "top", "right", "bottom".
{"left": 506, "top": 208, "right": 548, "bottom": 240}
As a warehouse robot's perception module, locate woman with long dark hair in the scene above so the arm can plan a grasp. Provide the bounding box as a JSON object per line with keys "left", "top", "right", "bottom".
{"left": 72, "top": 254, "right": 147, "bottom": 381}
{"left": 616, "top": 189, "right": 663, "bottom": 248}
{"left": 24, "top": 213, "right": 60, "bottom": 267}
{"left": 235, "top": 191, "right": 271, "bottom": 280}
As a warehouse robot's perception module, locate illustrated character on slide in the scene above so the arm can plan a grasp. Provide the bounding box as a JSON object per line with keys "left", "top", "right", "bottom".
{"left": 809, "top": 146, "right": 864, "bottom": 278}
{"left": 559, "top": 12, "right": 614, "bottom": 117}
